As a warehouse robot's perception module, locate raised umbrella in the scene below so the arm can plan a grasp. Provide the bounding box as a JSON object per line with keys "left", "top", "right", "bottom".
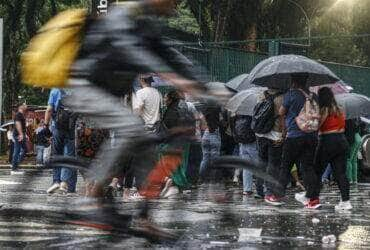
{"left": 249, "top": 54, "right": 340, "bottom": 89}
{"left": 335, "top": 93, "right": 370, "bottom": 119}
{"left": 225, "top": 87, "right": 266, "bottom": 116}
{"left": 226, "top": 74, "right": 255, "bottom": 92}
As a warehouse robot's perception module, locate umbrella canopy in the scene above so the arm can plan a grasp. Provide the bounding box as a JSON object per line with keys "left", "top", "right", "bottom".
{"left": 205, "top": 82, "right": 235, "bottom": 104}
{"left": 225, "top": 87, "right": 266, "bottom": 116}
{"left": 335, "top": 93, "right": 370, "bottom": 119}
{"left": 206, "top": 82, "right": 234, "bottom": 95}
{"left": 226, "top": 74, "right": 255, "bottom": 92}
{"left": 1, "top": 121, "right": 14, "bottom": 129}
{"left": 310, "top": 81, "right": 352, "bottom": 95}
{"left": 249, "top": 54, "right": 340, "bottom": 89}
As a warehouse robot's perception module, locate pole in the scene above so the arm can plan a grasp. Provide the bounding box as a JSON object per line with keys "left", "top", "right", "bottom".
{"left": 198, "top": 0, "right": 202, "bottom": 44}
{"left": 287, "top": 0, "right": 311, "bottom": 46}
{"left": 0, "top": 19, "right": 3, "bottom": 153}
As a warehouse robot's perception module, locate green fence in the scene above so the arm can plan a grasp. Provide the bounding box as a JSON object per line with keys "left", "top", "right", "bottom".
{"left": 176, "top": 44, "right": 370, "bottom": 96}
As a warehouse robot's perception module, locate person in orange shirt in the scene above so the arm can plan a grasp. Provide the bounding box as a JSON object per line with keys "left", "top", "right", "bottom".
{"left": 315, "top": 87, "right": 352, "bottom": 210}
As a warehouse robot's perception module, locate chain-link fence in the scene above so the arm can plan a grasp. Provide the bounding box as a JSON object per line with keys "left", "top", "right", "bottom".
{"left": 173, "top": 35, "right": 370, "bottom": 96}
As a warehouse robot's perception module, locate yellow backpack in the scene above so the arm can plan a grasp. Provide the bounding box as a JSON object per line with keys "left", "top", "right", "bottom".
{"left": 21, "top": 9, "right": 87, "bottom": 88}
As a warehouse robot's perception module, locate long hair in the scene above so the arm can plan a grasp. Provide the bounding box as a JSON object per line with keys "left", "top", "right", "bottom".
{"left": 318, "top": 87, "right": 342, "bottom": 116}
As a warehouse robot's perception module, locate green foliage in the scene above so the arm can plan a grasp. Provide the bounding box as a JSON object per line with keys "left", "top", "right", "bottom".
{"left": 1, "top": 0, "right": 89, "bottom": 119}
{"left": 168, "top": 1, "right": 199, "bottom": 35}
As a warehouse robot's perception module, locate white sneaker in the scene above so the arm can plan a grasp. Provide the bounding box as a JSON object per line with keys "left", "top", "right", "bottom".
{"left": 159, "top": 178, "right": 173, "bottom": 198}
{"left": 47, "top": 183, "right": 60, "bottom": 194}
{"left": 295, "top": 192, "right": 308, "bottom": 206}
{"left": 10, "top": 170, "right": 25, "bottom": 175}
{"left": 161, "top": 186, "right": 179, "bottom": 199}
{"left": 128, "top": 191, "right": 144, "bottom": 201}
{"left": 335, "top": 201, "right": 353, "bottom": 210}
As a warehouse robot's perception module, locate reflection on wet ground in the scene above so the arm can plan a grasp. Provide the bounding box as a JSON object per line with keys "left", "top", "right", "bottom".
{"left": 0, "top": 170, "right": 370, "bottom": 249}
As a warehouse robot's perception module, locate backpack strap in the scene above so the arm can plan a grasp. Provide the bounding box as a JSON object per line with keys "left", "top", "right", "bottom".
{"left": 297, "top": 89, "right": 313, "bottom": 100}
{"left": 264, "top": 91, "right": 282, "bottom": 100}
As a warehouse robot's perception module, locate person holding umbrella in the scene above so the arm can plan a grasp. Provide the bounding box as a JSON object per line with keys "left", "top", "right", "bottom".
{"left": 277, "top": 74, "right": 321, "bottom": 209}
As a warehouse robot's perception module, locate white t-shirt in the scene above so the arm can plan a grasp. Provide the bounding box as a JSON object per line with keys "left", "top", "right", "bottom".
{"left": 132, "top": 87, "right": 162, "bottom": 127}
{"left": 7, "top": 130, "right": 14, "bottom": 142}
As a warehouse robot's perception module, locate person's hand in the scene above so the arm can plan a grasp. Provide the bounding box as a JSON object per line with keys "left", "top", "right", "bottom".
{"left": 18, "top": 134, "right": 24, "bottom": 142}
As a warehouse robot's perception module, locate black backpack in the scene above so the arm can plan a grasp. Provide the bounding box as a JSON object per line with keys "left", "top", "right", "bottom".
{"left": 233, "top": 115, "right": 256, "bottom": 144}
{"left": 55, "top": 92, "right": 77, "bottom": 132}
{"left": 160, "top": 100, "right": 196, "bottom": 134}
{"left": 177, "top": 101, "right": 196, "bottom": 134}
{"left": 251, "top": 92, "right": 281, "bottom": 134}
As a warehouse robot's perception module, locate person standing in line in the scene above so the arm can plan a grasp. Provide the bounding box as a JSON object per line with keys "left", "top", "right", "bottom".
{"left": 7, "top": 125, "right": 15, "bottom": 165}
{"left": 199, "top": 104, "right": 222, "bottom": 182}
{"left": 133, "top": 75, "right": 162, "bottom": 131}
{"left": 11, "top": 103, "right": 28, "bottom": 175}
{"left": 34, "top": 119, "right": 51, "bottom": 166}
{"left": 315, "top": 87, "right": 352, "bottom": 210}
{"left": 45, "top": 88, "right": 77, "bottom": 194}
{"left": 275, "top": 74, "right": 321, "bottom": 209}
{"left": 253, "top": 88, "right": 285, "bottom": 203}
{"left": 345, "top": 118, "right": 362, "bottom": 184}
{"left": 124, "top": 75, "right": 162, "bottom": 200}
{"left": 234, "top": 114, "right": 258, "bottom": 197}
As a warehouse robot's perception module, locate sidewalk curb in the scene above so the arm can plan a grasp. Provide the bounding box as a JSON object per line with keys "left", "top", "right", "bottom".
{"left": 0, "top": 165, "right": 40, "bottom": 169}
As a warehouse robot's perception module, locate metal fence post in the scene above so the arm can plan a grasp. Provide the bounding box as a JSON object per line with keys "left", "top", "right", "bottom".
{"left": 0, "top": 19, "right": 3, "bottom": 153}
{"left": 268, "top": 40, "right": 279, "bottom": 56}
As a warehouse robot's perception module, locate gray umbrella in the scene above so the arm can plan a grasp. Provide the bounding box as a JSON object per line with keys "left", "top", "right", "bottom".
{"left": 226, "top": 74, "right": 255, "bottom": 92}
{"left": 249, "top": 54, "right": 340, "bottom": 89}
{"left": 206, "top": 81, "right": 234, "bottom": 95}
{"left": 0, "top": 121, "right": 14, "bottom": 132}
{"left": 225, "top": 87, "right": 266, "bottom": 116}
{"left": 335, "top": 93, "right": 370, "bottom": 119}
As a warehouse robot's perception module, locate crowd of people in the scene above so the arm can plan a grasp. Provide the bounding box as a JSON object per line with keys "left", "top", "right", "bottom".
{"left": 11, "top": 0, "right": 366, "bottom": 213}
{"left": 6, "top": 72, "right": 365, "bottom": 212}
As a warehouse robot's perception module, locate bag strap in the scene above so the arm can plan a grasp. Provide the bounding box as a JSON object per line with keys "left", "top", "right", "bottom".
{"left": 297, "top": 89, "right": 314, "bottom": 100}
{"left": 264, "top": 91, "right": 282, "bottom": 100}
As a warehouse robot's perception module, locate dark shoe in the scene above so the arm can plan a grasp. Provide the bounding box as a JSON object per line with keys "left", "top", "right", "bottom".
{"left": 254, "top": 193, "right": 264, "bottom": 199}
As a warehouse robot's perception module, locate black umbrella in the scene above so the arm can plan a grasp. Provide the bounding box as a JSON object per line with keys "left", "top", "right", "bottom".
{"left": 226, "top": 74, "right": 255, "bottom": 92}
{"left": 249, "top": 54, "right": 340, "bottom": 89}
{"left": 335, "top": 93, "right": 370, "bottom": 119}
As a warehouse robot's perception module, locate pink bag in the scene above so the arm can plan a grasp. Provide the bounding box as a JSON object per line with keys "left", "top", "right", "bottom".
{"left": 295, "top": 90, "right": 320, "bottom": 133}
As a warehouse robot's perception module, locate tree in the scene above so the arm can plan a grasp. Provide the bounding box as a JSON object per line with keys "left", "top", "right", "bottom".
{"left": 0, "top": 0, "right": 89, "bottom": 119}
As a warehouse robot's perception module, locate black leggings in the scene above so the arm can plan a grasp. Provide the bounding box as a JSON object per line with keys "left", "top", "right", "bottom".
{"left": 315, "top": 133, "right": 349, "bottom": 201}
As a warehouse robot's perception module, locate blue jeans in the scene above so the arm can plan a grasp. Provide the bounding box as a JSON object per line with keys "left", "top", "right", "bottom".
{"left": 12, "top": 137, "right": 27, "bottom": 171}
{"left": 240, "top": 142, "right": 262, "bottom": 194}
{"left": 52, "top": 128, "right": 77, "bottom": 192}
{"left": 322, "top": 164, "right": 332, "bottom": 182}
{"left": 199, "top": 130, "right": 221, "bottom": 179}
{"left": 35, "top": 145, "right": 45, "bottom": 165}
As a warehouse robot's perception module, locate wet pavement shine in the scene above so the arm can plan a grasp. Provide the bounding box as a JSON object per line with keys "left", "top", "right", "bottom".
{"left": 0, "top": 170, "right": 370, "bottom": 249}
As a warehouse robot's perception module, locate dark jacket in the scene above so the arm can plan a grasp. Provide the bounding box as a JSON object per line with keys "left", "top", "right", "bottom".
{"left": 71, "top": 6, "right": 201, "bottom": 97}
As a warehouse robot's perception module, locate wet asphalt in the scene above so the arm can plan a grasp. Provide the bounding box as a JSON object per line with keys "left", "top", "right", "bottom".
{"left": 0, "top": 169, "right": 369, "bottom": 249}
